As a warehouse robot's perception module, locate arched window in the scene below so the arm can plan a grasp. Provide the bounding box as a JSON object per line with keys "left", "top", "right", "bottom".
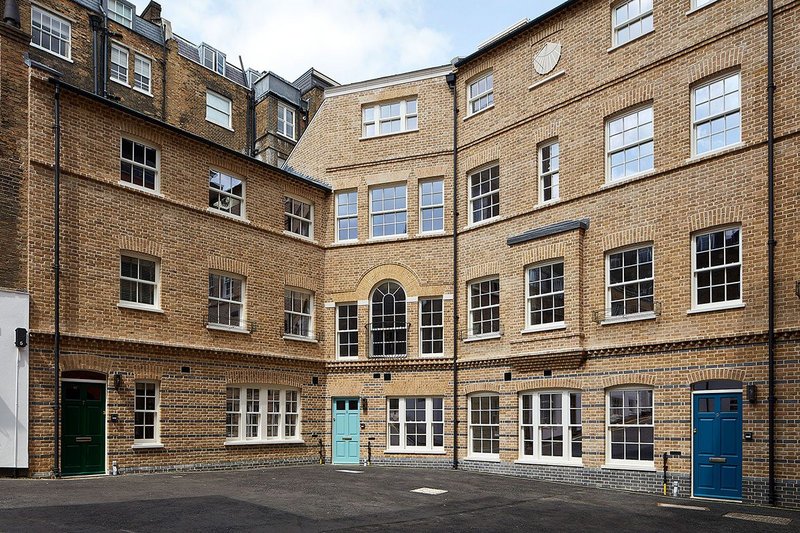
{"left": 370, "top": 281, "right": 407, "bottom": 357}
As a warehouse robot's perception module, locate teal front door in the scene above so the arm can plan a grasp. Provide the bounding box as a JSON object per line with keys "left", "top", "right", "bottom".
{"left": 61, "top": 381, "right": 106, "bottom": 476}
{"left": 333, "top": 398, "right": 360, "bottom": 464}
{"left": 693, "top": 392, "right": 743, "bottom": 500}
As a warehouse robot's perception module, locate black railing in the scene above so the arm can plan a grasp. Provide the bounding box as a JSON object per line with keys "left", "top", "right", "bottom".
{"left": 591, "top": 301, "right": 663, "bottom": 323}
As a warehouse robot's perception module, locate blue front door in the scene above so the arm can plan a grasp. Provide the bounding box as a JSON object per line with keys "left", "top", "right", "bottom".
{"left": 333, "top": 398, "right": 360, "bottom": 464}
{"left": 693, "top": 393, "right": 743, "bottom": 500}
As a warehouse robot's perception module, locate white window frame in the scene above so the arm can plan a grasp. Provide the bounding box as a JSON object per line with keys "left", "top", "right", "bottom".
{"left": 605, "top": 244, "right": 655, "bottom": 320}
{"left": 519, "top": 390, "right": 582, "bottom": 465}
{"left": 369, "top": 281, "right": 408, "bottom": 358}
{"left": 284, "top": 195, "right": 314, "bottom": 240}
{"left": 119, "top": 252, "right": 160, "bottom": 311}
{"left": 283, "top": 288, "right": 314, "bottom": 340}
{"left": 335, "top": 190, "right": 358, "bottom": 243}
{"left": 469, "top": 164, "right": 500, "bottom": 225}
{"left": 200, "top": 44, "right": 226, "bottom": 76}
{"left": 134, "top": 381, "right": 160, "bottom": 445}
{"left": 419, "top": 178, "right": 445, "bottom": 234}
{"left": 605, "top": 387, "right": 655, "bottom": 470}
{"left": 611, "top": 0, "right": 654, "bottom": 48}
{"left": 209, "top": 169, "right": 245, "bottom": 219}
{"left": 691, "top": 72, "right": 741, "bottom": 157}
{"left": 207, "top": 271, "right": 246, "bottom": 331}
{"left": 690, "top": 0, "right": 719, "bottom": 11}
{"left": 369, "top": 183, "right": 408, "bottom": 239}
{"left": 225, "top": 385, "right": 301, "bottom": 444}
{"left": 277, "top": 104, "right": 296, "bottom": 140}
{"left": 386, "top": 397, "right": 445, "bottom": 453}
{"left": 31, "top": 5, "right": 72, "bottom": 60}
{"left": 691, "top": 226, "right": 743, "bottom": 311}
{"left": 206, "top": 90, "right": 232, "bottom": 129}
{"left": 133, "top": 53, "right": 152, "bottom": 95}
{"left": 107, "top": 0, "right": 134, "bottom": 28}
{"left": 336, "top": 303, "right": 359, "bottom": 359}
{"left": 362, "top": 98, "right": 418, "bottom": 138}
{"left": 467, "top": 72, "right": 494, "bottom": 116}
{"left": 120, "top": 137, "right": 159, "bottom": 192}
{"left": 419, "top": 297, "right": 444, "bottom": 357}
{"left": 110, "top": 43, "right": 129, "bottom": 86}
{"left": 538, "top": 139, "right": 560, "bottom": 204}
{"left": 468, "top": 277, "right": 500, "bottom": 339}
{"left": 606, "top": 105, "right": 654, "bottom": 182}
{"left": 468, "top": 393, "right": 500, "bottom": 460}
{"left": 525, "top": 260, "right": 565, "bottom": 331}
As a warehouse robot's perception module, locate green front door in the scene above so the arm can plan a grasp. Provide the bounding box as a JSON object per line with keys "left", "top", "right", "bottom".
{"left": 61, "top": 381, "right": 106, "bottom": 475}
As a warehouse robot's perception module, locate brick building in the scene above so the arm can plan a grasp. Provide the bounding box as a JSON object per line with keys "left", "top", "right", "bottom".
{"left": 0, "top": 0, "right": 798, "bottom": 510}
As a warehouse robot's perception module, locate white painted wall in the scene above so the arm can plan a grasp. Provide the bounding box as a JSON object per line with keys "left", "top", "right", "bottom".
{"left": 0, "top": 290, "right": 29, "bottom": 469}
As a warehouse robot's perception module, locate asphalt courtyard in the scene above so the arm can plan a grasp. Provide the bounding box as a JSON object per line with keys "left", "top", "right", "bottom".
{"left": 0, "top": 466, "right": 797, "bottom": 532}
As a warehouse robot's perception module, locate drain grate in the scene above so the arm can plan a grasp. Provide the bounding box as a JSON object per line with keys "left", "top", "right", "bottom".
{"left": 724, "top": 513, "right": 792, "bottom": 525}
{"left": 336, "top": 469, "right": 364, "bottom": 474}
{"left": 411, "top": 487, "right": 448, "bottom": 495}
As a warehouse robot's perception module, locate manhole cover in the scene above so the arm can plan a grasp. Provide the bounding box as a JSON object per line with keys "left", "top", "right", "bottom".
{"left": 724, "top": 513, "right": 791, "bottom": 525}
{"left": 411, "top": 487, "right": 448, "bottom": 495}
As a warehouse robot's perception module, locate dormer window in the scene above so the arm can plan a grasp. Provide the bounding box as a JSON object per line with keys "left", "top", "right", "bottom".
{"left": 108, "top": 0, "right": 134, "bottom": 28}
{"left": 200, "top": 44, "right": 226, "bottom": 76}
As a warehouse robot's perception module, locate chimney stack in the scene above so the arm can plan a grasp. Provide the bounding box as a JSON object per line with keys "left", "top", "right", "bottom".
{"left": 141, "top": 1, "right": 162, "bottom": 23}
{"left": 3, "top": 0, "right": 21, "bottom": 28}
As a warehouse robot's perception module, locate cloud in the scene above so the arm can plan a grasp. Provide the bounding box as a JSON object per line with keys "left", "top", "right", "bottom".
{"left": 136, "top": 0, "right": 453, "bottom": 84}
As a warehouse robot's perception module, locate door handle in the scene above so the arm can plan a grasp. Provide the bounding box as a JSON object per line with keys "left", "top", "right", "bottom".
{"left": 75, "top": 437, "right": 92, "bottom": 443}
{"left": 341, "top": 437, "right": 352, "bottom": 441}
{"left": 709, "top": 457, "right": 727, "bottom": 463}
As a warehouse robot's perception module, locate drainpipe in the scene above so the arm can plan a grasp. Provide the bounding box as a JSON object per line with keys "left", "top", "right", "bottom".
{"left": 446, "top": 70, "right": 459, "bottom": 470}
{"left": 239, "top": 55, "right": 256, "bottom": 157}
{"left": 160, "top": 31, "right": 167, "bottom": 120}
{"left": 100, "top": 1, "right": 109, "bottom": 98}
{"left": 767, "top": 0, "right": 776, "bottom": 506}
{"left": 53, "top": 82, "right": 62, "bottom": 478}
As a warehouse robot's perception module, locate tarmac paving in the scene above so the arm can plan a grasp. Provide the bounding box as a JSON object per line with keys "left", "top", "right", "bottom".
{"left": 0, "top": 465, "right": 798, "bottom": 532}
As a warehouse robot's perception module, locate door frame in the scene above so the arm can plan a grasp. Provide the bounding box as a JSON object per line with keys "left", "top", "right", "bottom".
{"left": 61, "top": 378, "right": 108, "bottom": 476}
{"left": 690, "top": 388, "right": 743, "bottom": 500}
{"left": 331, "top": 397, "right": 360, "bottom": 465}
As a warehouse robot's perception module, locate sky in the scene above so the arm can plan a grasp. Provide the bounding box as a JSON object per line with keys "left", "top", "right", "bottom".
{"left": 131, "top": 0, "right": 565, "bottom": 85}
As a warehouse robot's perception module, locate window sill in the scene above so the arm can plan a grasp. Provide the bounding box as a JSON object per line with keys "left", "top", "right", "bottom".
{"left": 463, "top": 104, "right": 494, "bottom": 122}
{"left": 110, "top": 77, "right": 131, "bottom": 89}
{"left": 225, "top": 438, "right": 304, "bottom": 446}
{"left": 360, "top": 128, "right": 419, "bottom": 141}
{"left": 118, "top": 180, "right": 163, "bottom": 197}
{"left": 528, "top": 69, "right": 566, "bottom": 91}
{"left": 607, "top": 28, "right": 654, "bottom": 53}
{"left": 206, "top": 119, "right": 234, "bottom": 132}
{"left": 463, "top": 333, "right": 501, "bottom": 343}
{"left": 206, "top": 207, "right": 250, "bottom": 224}
{"left": 384, "top": 449, "right": 447, "bottom": 455}
{"left": 117, "top": 302, "right": 164, "bottom": 314}
{"left": 133, "top": 86, "right": 153, "bottom": 98}
{"left": 367, "top": 234, "right": 409, "bottom": 243}
{"left": 275, "top": 132, "right": 297, "bottom": 143}
{"left": 514, "top": 458, "right": 583, "bottom": 468}
{"left": 601, "top": 462, "right": 656, "bottom": 472}
{"left": 463, "top": 456, "right": 501, "bottom": 463}
{"left": 521, "top": 323, "right": 566, "bottom": 334}
{"left": 282, "top": 230, "right": 318, "bottom": 245}
{"left": 465, "top": 216, "right": 502, "bottom": 231}
{"left": 600, "top": 312, "right": 656, "bottom": 326}
{"left": 131, "top": 442, "right": 164, "bottom": 450}
{"left": 283, "top": 334, "right": 318, "bottom": 344}
{"left": 206, "top": 324, "right": 250, "bottom": 334}
{"left": 31, "top": 43, "right": 74, "bottom": 63}
{"left": 601, "top": 169, "right": 657, "bottom": 190}
{"left": 534, "top": 199, "right": 562, "bottom": 210}
{"left": 686, "top": 142, "right": 745, "bottom": 164}
{"left": 416, "top": 230, "right": 446, "bottom": 237}
{"left": 687, "top": 302, "right": 745, "bottom": 315}
{"left": 332, "top": 239, "right": 359, "bottom": 247}
{"left": 686, "top": 1, "right": 719, "bottom": 16}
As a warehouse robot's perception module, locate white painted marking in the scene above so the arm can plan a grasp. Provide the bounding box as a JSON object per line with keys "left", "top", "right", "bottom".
{"left": 657, "top": 503, "right": 709, "bottom": 511}
{"left": 411, "top": 487, "right": 448, "bottom": 495}
{"left": 336, "top": 469, "right": 363, "bottom": 474}
{"left": 724, "top": 513, "right": 792, "bottom": 525}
